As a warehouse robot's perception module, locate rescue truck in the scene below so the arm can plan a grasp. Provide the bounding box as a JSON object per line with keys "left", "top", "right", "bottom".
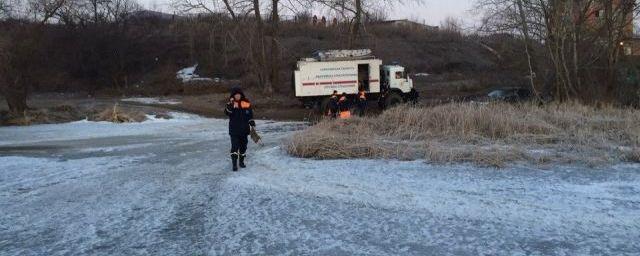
{"left": 293, "top": 49, "right": 418, "bottom": 110}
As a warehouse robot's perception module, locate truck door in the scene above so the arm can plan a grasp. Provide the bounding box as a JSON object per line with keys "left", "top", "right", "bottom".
{"left": 358, "top": 64, "right": 370, "bottom": 91}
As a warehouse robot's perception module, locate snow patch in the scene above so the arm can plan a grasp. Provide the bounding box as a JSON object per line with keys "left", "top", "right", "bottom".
{"left": 121, "top": 97, "right": 181, "bottom": 105}
{"left": 176, "top": 64, "right": 213, "bottom": 83}
{"left": 77, "top": 143, "right": 156, "bottom": 154}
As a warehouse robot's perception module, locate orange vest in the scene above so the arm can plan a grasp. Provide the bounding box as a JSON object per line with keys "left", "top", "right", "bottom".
{"left": 237, "top": 100, "right": 251, "bottom": 109}
{"left": 339, "top": 110, "right": 351, "bottom": 119}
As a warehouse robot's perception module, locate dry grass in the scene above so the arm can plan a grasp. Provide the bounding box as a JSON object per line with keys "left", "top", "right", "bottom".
{"left": 1, "top": 105, "right": 83, "bottom": 126}
{"left": 3, "top": 111, "right": 35, "bottom": 126}
{"left": 285, "top": 102, "right": 640, "bottom": 167}
{"left": 624, "top": 148, "right": 640, "bottom": 163}
{"left": 89, "top": 104, "right": 147, "bottom": 123}
{"left": 0, "top": 103, "right": 160, "bottom": 126}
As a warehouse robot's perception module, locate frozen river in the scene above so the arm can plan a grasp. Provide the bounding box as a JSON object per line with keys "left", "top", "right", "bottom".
{"left": 1, "top": 114, "right": 639, "bottom": 255}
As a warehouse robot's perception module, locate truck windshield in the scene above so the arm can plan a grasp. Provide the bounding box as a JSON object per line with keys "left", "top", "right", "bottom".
{"left": 395, "top": 71, "right": 406, "bottom": 79}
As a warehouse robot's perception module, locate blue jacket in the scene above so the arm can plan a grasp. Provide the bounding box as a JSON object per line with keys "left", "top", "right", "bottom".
{"left": 225, "top": 97, "right": 255, "bottom": 136}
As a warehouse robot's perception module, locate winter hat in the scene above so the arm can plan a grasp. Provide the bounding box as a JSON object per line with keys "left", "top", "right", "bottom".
{"left": 230, "top": 87, "right": 245, "bottom": 98}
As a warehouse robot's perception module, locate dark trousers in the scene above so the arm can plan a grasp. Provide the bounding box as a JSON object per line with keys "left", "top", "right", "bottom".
{"left": 357, "top": 102, "right": 366, "bottom": 117}
{"left": 230, "top": 135, "right": 248, "bottom": 155}
{"left": 330, "top": 108, "right": 338, "bottom": 119}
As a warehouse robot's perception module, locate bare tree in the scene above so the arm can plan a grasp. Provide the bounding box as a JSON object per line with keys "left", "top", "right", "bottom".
{"left": 476, "top": 0, "right": 639, "bottom": 101}
{"left": 171, "top": 0, "right": 252, "bottom": 19}
{"left": 251, "top": 0, "right": 271, "bottom": 92}
{"left": 315, "top": 0, "right": 411, "bottom": 48}
{"left": 0, "top": 26, "right": 38, "bottom": 114}
{"left": 440, "top": 16, "right": 463, "bottom": 34}
{"left": 28, "top": 0, "right": 68, "bottom": 24}
{"left": 599, "top": 0, "right": 637, "bottom": 95}
{"left": 0, "top": 0, "right": 8, "bottom": 16}
{"left": 514, "top": 0, "right": 537, "bottom": 97}
{"left": 0, "top": 0, "right": 68, "bottom": 113}
{"left": 104, "top": 0, "right": 140, "bottom": 24}
{"left": 0, "top": 0, "right": 23, "bottom": 19}
{"left": 315, "top": 0, "right": 364, "bottom": 48}
{"left": 85, "top": 0, "right": 111, "bottom": 24}
{"left": 270, "top": 0, "right": 280, "bottom": 91}
{"left": 172, "top": 0, "right": 287, "bottom": 92}
{"left": 54, "top": 0, "right": 136, "bottom": 27}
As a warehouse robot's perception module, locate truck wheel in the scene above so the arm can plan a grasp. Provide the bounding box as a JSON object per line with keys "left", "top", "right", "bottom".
{"left": 303, "top": 99, "right": 316, "bottom": 109}
{"left": 378, "top": 98, "right": 386, "bottom": 109}
{"left": 384, "top": 92, "right": 403, "bottom": 108}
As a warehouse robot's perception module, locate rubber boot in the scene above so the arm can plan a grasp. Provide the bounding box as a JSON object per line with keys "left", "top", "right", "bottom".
{"left": 231, "top": 153, "right": 238, "bottom": 171}
{"left": 239, "top": 154, "right": 246, "bottom": 168}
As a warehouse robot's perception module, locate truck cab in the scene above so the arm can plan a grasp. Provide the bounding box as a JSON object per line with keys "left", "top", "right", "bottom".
{"left": 382, "top": 65, "right": 413, "bottom": 94}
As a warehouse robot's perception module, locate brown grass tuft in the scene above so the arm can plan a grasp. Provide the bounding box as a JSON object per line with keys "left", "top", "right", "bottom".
{"left": 90, "top": 104, "right": 147, "bottom": 123}
{"left": 285, "top": 102, "right": 640, "bottom": 167}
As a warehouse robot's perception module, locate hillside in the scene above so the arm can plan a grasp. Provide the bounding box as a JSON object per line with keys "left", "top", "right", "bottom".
{"left": 0, "top": 16, "right": 523, "bottom": 97}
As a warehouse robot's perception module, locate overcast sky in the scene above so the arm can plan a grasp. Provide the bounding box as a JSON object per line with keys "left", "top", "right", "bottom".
{"left": 138, "top": 0, "right": 477, "bottom": 27}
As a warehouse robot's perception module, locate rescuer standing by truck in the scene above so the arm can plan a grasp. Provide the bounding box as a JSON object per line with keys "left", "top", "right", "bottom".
{"left": 338, "top": 92, "right": 351, "bottom": 119}
{"left": 327, "top": 90, "right": 339, "bottom": 118}
{"left": 356, "top": 87, "right": 367, "bottom": 117}
{"left": 225, "top": 88, "right": 256, "bottom": 171}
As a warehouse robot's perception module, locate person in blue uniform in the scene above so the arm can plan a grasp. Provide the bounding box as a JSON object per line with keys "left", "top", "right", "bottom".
{"left": 224, "top": 88, "right": 256, "bottom": 171}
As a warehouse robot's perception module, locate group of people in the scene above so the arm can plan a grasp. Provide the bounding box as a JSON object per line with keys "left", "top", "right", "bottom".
{"left": 311, "top": 15, "right": 338, "bottom": 27}
{"left": 326, "top": 88, "right": 368, "bottom": 119}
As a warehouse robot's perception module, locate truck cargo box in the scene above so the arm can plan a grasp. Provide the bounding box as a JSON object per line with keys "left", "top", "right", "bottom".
{"left": 294, "top": 58, "right": 383, "bottom": 97}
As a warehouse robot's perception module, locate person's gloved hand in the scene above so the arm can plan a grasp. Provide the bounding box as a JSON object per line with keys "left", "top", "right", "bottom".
{"left": 249, "top": 120, "right": 256, "bottom": 127}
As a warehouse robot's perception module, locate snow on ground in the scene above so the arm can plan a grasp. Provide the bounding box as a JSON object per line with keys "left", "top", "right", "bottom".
{"left": 120, "top": 97, "right": 181, "bottom": 105}
{"left": 0, "top": 114, "right": 639, "bottom": 255}
{"left": 176, "top": 64, "right": 214, "bottom": 83}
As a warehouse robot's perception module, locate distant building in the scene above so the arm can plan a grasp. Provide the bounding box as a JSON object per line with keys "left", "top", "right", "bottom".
{"left": 584, "top": 0, "right": 634, "bottom": 34}
{"left": 576, "top": 0, "right": 637, "bottom": 55}
{"left": 628, "top": 37, "right": 640, "bottom": 56}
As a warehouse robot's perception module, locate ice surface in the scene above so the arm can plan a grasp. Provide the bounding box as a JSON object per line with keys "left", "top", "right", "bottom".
{"left": 0, "top": 112, "right": 214, "bottom": 146}
{"left": 1, "top": 115, "right": 639, "bottom": 255}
